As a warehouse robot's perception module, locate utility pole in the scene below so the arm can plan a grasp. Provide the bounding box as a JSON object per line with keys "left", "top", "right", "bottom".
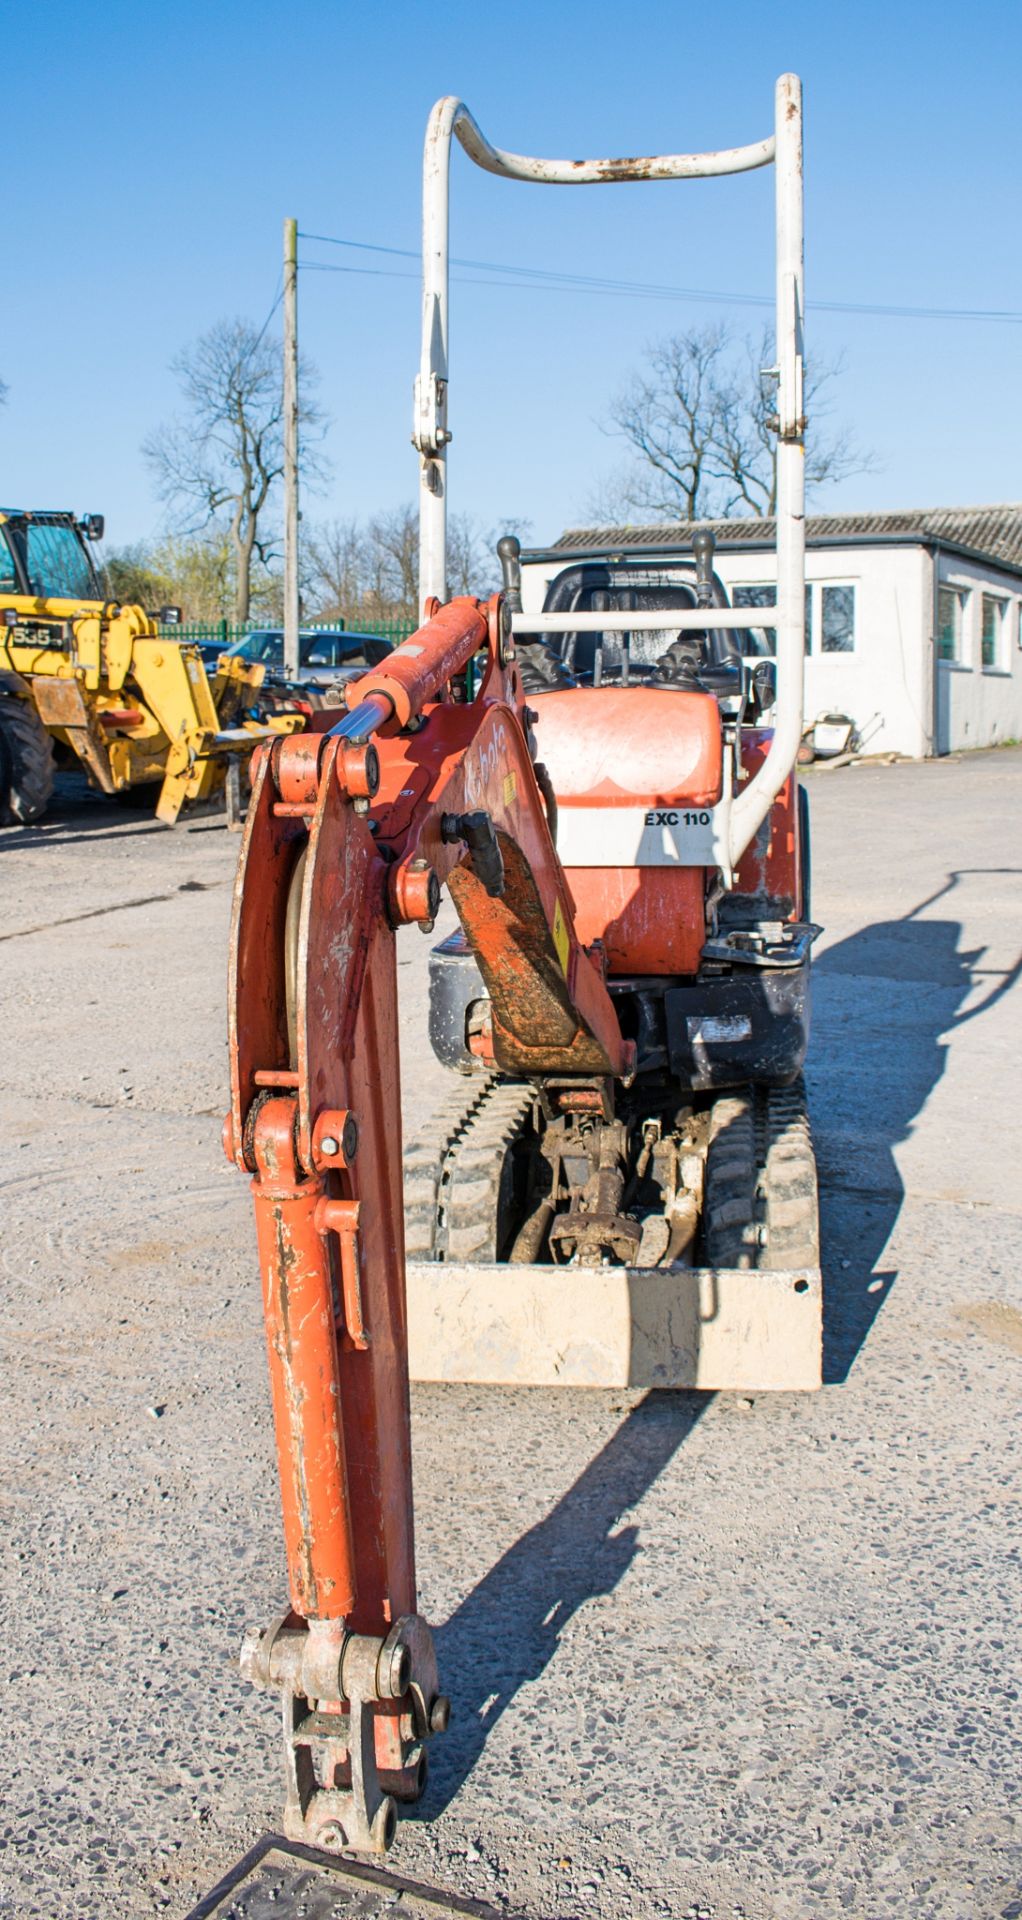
{"left": 283, "top": 216, "right": 300, "bottom": 680}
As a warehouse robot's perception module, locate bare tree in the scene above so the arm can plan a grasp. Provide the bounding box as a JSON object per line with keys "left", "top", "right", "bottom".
{"left": 444, "top": 514, "right": 487, "bottom": 597}
{"left": 367, "top": 505, "right": 419, "bottom": 618}
{"left": 594, "top": 323, "right": 875, "bottom": 523}
{"left": 302, "top": 517, "right": 367, "bottom": 620}
{"left": 362, "top": 506, "right": 493, "bottom": 615}
{"left": 302, "top": 506, "right": 534, "bottom": 623}
{"left": 144, "top": 317, "right": 327, "bottom": 622}
{"left": 607, "top": 324, "right": 730, "bottom": 521}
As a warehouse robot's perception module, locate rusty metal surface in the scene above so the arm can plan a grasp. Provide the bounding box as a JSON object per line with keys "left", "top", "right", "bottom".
{"left": 249, "top": 1099, "right": 356, "bottom": 1620}
{"left": 28, "top": 673, "right": 89, "bottom": 727}
{"left": 30, "top": 670, "right": 118, "bottom": 792}
{"left": 184, "top": 1837, "right": 511, "bottom": 1920}
{"left": 372, "top": 697, "right": 631, "bottom": 1075}
{"left": 295, "top": 747, "right": 419, "bottom": 1632}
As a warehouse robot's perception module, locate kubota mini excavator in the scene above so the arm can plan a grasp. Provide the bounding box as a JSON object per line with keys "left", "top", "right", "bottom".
{"left": 225, "top": 75, "right": 817, "bottom": 1855}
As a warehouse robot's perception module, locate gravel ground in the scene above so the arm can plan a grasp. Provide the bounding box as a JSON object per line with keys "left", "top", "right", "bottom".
{"left": 1, "top": 752, "right": 1020, "bottom": 1920}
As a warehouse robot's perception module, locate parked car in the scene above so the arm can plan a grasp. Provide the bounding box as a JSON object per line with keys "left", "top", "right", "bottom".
{"left": 222, "top": 628, "right": 393, "bottom": 699}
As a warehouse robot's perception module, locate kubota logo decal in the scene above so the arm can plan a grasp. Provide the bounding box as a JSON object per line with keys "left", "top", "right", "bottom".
{"left": 464, "top": 723, "right": 508, "bottom": 808}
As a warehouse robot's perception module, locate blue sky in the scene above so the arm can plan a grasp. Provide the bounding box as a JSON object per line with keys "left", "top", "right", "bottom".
{"left": 6, "top": 0, "right": 1020, "bottom": 554}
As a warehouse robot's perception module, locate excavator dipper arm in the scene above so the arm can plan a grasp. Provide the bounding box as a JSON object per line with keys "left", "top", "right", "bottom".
{"left": 224, "top": 594, "right": 630, "bottom": 1854}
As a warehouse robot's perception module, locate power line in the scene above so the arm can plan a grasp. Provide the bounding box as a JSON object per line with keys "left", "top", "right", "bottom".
{"left": 298, "top": 230, "right": 1022, "bottom": 324}
{"left": 250, "top": 277, "right": 284, "bottom": 353}
{"left": 300, "top": 233, "right": 774, "bottom": 307}
{"left": 299, "top": 259, "right": 773, "bottom": 308}
{"left": 299, "top": 258, "right": 769, "bottom": 306}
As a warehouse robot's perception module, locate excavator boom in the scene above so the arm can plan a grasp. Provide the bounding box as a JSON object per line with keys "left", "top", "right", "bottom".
{"left": 225, "top": 593, "right": 631, "bottom": 1851}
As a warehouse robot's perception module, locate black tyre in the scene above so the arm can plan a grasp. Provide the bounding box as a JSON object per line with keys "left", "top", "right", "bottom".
{"left": 0, "top": 696, "right": 56, "bottom": 825}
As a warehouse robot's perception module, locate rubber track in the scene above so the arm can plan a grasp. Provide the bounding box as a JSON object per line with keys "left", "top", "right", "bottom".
{"left": 403, "top": 1077, "right": 533, "bottom": 1263}
{"left": 703, "top": 1090, "right": 759, "bottom": 1269}
{"left": 760, "top": 1079, "right": 819, "bottom": 1270}
{"left": 403, "top": 1077, "right": 495, "bottom": 1260}
{"left": 0, "top": 697, "right": 56, "bottom": 825}
{"left": 703, "top": 1077, "right": 818, "bottom": 1271}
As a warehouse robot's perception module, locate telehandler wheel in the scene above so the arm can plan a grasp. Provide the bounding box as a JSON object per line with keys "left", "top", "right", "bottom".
{"left": 0, "top": 695, "right": 56, "bottom": 825}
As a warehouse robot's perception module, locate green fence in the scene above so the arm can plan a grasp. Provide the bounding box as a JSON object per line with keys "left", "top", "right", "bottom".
{"left": 158, "top": 617, "right": 417, "bottom": 647}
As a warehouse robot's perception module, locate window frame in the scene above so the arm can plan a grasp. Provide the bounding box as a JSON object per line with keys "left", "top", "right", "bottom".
{"left": 980, "top": 591, "right": 1009, "bottom": 674}
{"left": 729, "top": 580, "right": 814, "bottom": 656}
{"left": 819, "top": 581, "right": 857, "bottom": 656}
{"left": 936, "top": 583, "right": 970, "bottom": 668}
{"left": 0, "top": 529, "right": 17, "bottom": 592}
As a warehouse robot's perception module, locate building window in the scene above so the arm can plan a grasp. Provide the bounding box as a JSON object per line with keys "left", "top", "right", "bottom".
{"left": 821, "top": 584, "right": 855, "bottom": 653}
{"left": 937, "top": 585, "right": 968, "bottom": 662}
{"left": 981, "top": 594, "right": 1006, "bottom": 670}
{"left": 731, "top": 583, "right": 813, "bottom": 655}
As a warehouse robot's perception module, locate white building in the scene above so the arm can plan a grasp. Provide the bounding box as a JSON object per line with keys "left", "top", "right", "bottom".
{"left": 520, "top": 506, "right": 1022, "bottom": 758}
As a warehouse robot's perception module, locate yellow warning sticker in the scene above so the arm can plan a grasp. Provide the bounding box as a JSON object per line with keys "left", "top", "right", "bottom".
{"left": 502, "top": 770, "right": 517, "bottom": 809}
{"left": 552, "top": 899, "right": 570, "bottom": 976}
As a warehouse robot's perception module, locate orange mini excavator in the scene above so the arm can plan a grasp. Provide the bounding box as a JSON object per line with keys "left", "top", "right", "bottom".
{"left": 224, "top": 75, "right": 818, "bottom": 1855}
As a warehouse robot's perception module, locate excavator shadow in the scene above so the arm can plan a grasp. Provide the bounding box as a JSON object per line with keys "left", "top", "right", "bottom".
{"left": 420, "top": 870, "right": 1022, "bottom": 1816}
{"left": 810, "top": 868, "right": 1022, "bottom": 1384}
{"left": 422, "top": 1389, "right": 707, "bottom": 1816}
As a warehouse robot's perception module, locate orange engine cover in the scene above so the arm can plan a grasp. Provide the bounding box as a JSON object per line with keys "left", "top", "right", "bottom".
{"left": 530, "top": 687, "right": 723, "bottom": 976}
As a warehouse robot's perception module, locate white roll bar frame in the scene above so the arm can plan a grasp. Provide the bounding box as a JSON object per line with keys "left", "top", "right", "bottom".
{"left": 414, "top": 76, "right": 805, "bottom": 871}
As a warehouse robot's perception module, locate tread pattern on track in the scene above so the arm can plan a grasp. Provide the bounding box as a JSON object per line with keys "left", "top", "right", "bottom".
{"left": 761, "top": 1080, "right": 820, "bottom": 1270}
{"left": 703, "top": 1090, "right": 759, "bottom": 1269}
{"left": 703, "top": 1077, "right": 819, "bottom": 1271}
{"left": 403, "top": 1077, "right": 533, "bottom": 1263}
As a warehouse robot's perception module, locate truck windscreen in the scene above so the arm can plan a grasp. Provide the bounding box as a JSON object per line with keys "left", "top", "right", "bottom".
{"left": 3, "top": 519, "right": 101, "bottom": 601}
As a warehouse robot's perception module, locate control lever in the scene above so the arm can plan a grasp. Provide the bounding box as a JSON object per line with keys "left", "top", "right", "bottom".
{"left": 497, "top": 534, "right": 523, "bottom": 612}
{"left": 441, "top": 810, "right": 505, "bottom": 897}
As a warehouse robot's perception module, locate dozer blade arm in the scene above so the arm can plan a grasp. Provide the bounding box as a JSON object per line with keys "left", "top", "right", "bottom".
{"left": 224, "top": 593, "right": 630, "bottom": 1853}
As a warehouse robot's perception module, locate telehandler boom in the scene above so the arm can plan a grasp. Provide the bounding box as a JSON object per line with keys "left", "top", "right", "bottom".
{"left": 225, "top": 75, "right": 817, "bottom": 1855}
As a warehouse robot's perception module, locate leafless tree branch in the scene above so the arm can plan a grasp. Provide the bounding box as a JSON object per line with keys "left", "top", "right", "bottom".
{"left": 591, "top": 322, "right": 878, "bottom": 525}
{"left": 143, "top": 317, "right": 328, "bottom": 622}
{"left": 302, "top": 507, "right": 534, "bottom": 622}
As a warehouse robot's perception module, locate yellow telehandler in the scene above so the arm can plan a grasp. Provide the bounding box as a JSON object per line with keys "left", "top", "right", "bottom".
{"left": 0, "top": 508, "right": 297, "bottom": 826}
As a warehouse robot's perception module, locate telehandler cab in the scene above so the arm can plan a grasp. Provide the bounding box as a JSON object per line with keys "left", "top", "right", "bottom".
{"left": 225, "top": 74, "right": 818, "bottom": 1855}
